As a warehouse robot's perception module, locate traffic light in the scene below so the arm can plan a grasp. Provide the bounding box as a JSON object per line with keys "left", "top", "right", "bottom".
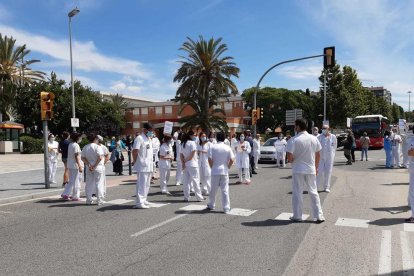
{"left": 323, "top": 46, "right": 335, "bottom": 69}
{"left": 257, "top": 107, "right": 264, "bottom": 119}
{"left": 251, "top": 109, "right": 257, "bottom": 125}
{"left": 40, "top": 91, "right": 55, "bottom": 120}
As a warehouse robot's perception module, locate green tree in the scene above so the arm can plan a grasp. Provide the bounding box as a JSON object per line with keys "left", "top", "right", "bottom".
{"left": 0, "top": 34, "right": 44, "bottom": 121}
{"left": 174, "top": 36, "right": 240, "bottom": 133}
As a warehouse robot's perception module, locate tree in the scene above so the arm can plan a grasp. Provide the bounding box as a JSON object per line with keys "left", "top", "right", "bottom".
{"left": 0, "top": 34, "right": 45, "bottom": 121}
{"left": 174, "top": 36, "right": 240, "bottom": 133}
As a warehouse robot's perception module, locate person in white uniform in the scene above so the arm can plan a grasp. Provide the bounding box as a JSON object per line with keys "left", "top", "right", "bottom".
{"left": 180, "top": 131, "right": 204, "bottom": 202}
{"left": 206, "top": 132, "right": 235, "bottom": 214}
{"left": 197, "top": 132, "right": 211, "bottom": 195}
{"left": 152, "top": 132, "right": 161, "bottom": 179}
{"left": 392, "top": 130, "right": 402, "bottom": 168}
{"left": 81, "top": 133, "right": 105, "bottom": 205}
{"left": 312, "top": 127, "right": 319, "bottom": 137}
{"left": 230, "top": 134, "right": 238, "bottom": 156}
{"left": 224, "top": 136, "right": 231, "bottom": 147}
{"left": 235, "top": 134, "right": 251, "bottom": 184}
{"left": 274, "top": 134, "right": 287, "bottom": 167}
{"left": 158, "top": 135, "right": 173, "bottom": 195}
{"left": 61, "top": 132, "right": 83, "bottom": 201}
{"left": 402, "top": 133, "right": 409, "bottom": 168}
{"left": 97, "top": 135, "right": 109, "bottom": 196}
{"left": 316, "top": 125, "right": 337, "bottom": 192}
{"left": 47, "top": 133, "right": 59, "bottom": 184}
{"left": 174, "top": 133, "right": 183, "bottom": 186}
{"left": 405, "top": 130, "right": 414, "bottom": 223}
{"left": 252, "top": 134, "right": 261, "bottom": 170}
{"left": 286, "top": 119, "right": 325, "bottom": 223}
{"left": 132, "top": 123, "right": 155, "bottom": 209}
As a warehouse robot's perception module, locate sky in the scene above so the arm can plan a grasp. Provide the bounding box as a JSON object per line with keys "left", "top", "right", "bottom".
{"left": 1, "top": 0, "right": 414, "bottom": 109}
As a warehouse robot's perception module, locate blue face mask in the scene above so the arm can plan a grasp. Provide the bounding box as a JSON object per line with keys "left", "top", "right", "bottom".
{"left": 201, "top": 137, "right": 207, "bottom": 142}
{"left": 147, "top": 131, "right": 153, "bottom": 137}
{"left": 192, "top": 137, "right": 197, "bottom": 141}
{"left": 322, "top": 129, "right": 327, "bottom": 135}
{"left": 240, "top": 136, "right": 245, "bottom": 141}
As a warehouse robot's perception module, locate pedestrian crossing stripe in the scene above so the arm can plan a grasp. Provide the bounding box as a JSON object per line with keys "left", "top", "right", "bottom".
{"left": 105, "top": 199, "right": 134, "bottom": 205}
{"left": 275, "top": 212, "right": 309, "bottom": 221}
{"left": 179, "top": 204, "right": 206, "bottom": 211}
{"left": 335, "top": 218, "right": 370, "bottom": 228}
{"left": 226, "top": 208, "right": 257, "bottom": 217}
{"left": 147, "top": 202, "right": 170, "bottom": 208}
{"left": 404, "top": 223, "right": 414, "bottom": 232}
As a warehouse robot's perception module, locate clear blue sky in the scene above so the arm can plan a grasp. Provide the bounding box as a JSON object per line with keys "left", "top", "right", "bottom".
{"left": 1, "top": 0, "right": 413, "bottom": 109}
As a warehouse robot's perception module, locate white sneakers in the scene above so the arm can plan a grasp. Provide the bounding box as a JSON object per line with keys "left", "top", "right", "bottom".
{"left": 324, "top": 188, "right": 331, "bottom": 193}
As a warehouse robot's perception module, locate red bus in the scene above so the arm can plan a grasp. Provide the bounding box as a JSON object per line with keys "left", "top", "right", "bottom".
{"left": 351, "top": 115, "right": 390, "bottom": 148}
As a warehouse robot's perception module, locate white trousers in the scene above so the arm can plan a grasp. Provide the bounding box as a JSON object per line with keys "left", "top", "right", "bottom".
{"left": 208, "top": 175, "right": 230, "bottom": 212}
{"left": 159, "top": 167, "right": 170, "bottom": 192}
{"left": 238, "top": 168, "right": 250, "bottom": 183}
{"left": 176, "top": 160, "right": 183, "bottom": 184}
{"left": 316, "top": 158, "right": 334, "bottom": 190}
{"left": 182, "top": 167, "right": 203, "bottom": 200}
{"left": 410, "top": 172, "right": 414, "bottom": 216}
{"left": 85, "top": 169, "right": 104, "bottom": 203}
{"left": 403, "top": 145, "right": 409, "bottom": 167}
{"left": 199, "top": 166, "right": 211, "bottom": 193}
{"left": 136, "top": 172, "right": 152, "bottom": 207}
{"left": 48, "top": 161, "right": 57, "bottom": 183}
{"left": 276, "top": 152, "right": 286, "bottom": 167}
{"left": 63, "top": 168, "right": 81, "bottom": 199}
{"left": 292, "top": 173, "right": 324, "bottom": 220}
{"left": 392, "top": 146, "right": 401, "bottom": 167}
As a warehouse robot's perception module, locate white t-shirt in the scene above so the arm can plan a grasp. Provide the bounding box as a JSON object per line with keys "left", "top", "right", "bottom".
{"left": 159, "top": 143, "right": 173, "bottom": 169}
{"left": 152, "top": 137, "right": 160, "bottom": 154}
{"left": 197, "top": 142, "right": 211, "bottom": 168}
{"left": 317, "top": 134, "right": 337, "bottom": 160}
{"left": 287, "top": 131, "right": 322, "bottom": 175}
{"left": 181, "top": 140, "right": 198, "bottom": 167}
{"left": 67, "top": 142, "right": 81, "bottom": 170}
{"left": 393, "top": 134, "right": 402, "bottom": 146}
{"left": 209, "top": 142, "right": 235, "bottom": 175}
{"left": 132, "top": 133, "right": 154, "bottom": 173}
{"left": 253, "top": 138, "right": 260, "bottom": 152}
{"left": 47, "top": 140, "right": 59, "bottom": 162}
{"left": 81, "top": 143, "right": 104, "bottom": 171}
{"left": 224, "top": 138, "right": 230, "bottom": 147}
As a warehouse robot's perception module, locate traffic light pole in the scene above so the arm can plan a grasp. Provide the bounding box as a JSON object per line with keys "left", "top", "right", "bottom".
{"left": 253, "top": 54, "right": 326, "bottom": 136}
{"left": 43, "top": 120, "right": 50, "bottom": 189}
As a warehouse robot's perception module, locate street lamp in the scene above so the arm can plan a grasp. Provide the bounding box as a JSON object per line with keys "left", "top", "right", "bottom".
{"left": 408, "top": 91, "right": 412, "bottom": 113}
{"left": 68, "top": 7, "right": 80, "bottom": 131}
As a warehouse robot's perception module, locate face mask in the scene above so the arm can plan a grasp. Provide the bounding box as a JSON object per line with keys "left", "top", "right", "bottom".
{"left": 192, "top": 137, "right": 197, "bottom": 141}
{"left": 209, "top": 138, "right": 214, "bottom": 142}
{"left": 240, "top": 136, "right": 245, "bottom": 141}
{"left": 49, "top": 138, "right": 55, "bottom": 142}
{"left": 77, "top": 138, "right": 82, "bottom": 143}
{"left": 201, "top": 137, "right": 207, "bottom": 142}
{"left": 147, "top": 131, "right": 153, "bottom": 137}
{"left": 322, "top": 129, "right": 327, "bottom": 135}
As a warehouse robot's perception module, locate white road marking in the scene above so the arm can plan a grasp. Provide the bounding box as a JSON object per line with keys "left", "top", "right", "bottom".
{"left": 400, "top": 231, "right": 414, "bottom": 275}
{"left": 147, "top": 202, "right": 170, "bottom": 208}
{"left": 131, "top": 214, "right": 187, "bottom": 237}
{"left": 179, "top": 204, "right": 206, "bottom": 211}
{"left": 226, "top": 208, "right": 257, "bottom": 217}
{"left": 274, "top": 212, "right": 309, "bottom": 221}
{"left": 335, "top": 218, "right": 370, "bottom": 228}
{"left": 0, "top": 211, "right": 12, "bottom": 214}
{"left": 378, "top": 230, "right": 392, "bottom": 276}
{"left": 105, "top": 199, "right": 134, "bottom": 205}
{"left": 404, "top": 224, "right": 414, "bottom": 233}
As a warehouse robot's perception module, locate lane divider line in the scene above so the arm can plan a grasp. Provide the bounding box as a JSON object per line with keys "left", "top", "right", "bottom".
{"left": 131, "top": 214, "right": 187, "bottom": 238}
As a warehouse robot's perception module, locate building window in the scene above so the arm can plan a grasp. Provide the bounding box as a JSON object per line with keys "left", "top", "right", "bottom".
{"left": 141, "top": 107, "right": 148, "bottom": 115}
{"left": 155, "top": 107, "right": 162, "bottom": 114}
{"left": 132, "top": 109, "right": 139, "bottom": 115}
{"left": 133, "top": 122, "right": 140, "bottom": 129}
{"left": 165, "top": 106, "right": 172, "bottom": 114}
{"left": 224, "top": 102, "right": 233, "bottom": 111}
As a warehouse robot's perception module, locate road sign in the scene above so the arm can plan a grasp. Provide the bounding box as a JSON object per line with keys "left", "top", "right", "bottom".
{"left": 346, "top": 118, "right": 351, "bottom": 128}
{"left": 71, "top": 118, "right": 79, "bottom": 128}
{"left": 285, "top": 109, "right": 303, "bottom": 126}
{"left": 163, "top": 121, "right": 173, "bottom": 135}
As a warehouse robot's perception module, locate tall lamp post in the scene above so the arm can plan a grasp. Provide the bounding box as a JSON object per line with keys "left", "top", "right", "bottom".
{"left": 408, "top": 91, "right": 412, "bottom": 122}
{"left": 68, "top": 7, "right": 80, "bottom": 131}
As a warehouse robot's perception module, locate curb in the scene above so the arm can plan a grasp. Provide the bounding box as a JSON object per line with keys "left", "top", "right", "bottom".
{"left": 0, "top": 188, "right": 64, "bottom": 206}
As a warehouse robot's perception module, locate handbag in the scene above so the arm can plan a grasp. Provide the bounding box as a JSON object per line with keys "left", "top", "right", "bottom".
{"left": 120, "top": 153, "right": 125, "bottom": 161}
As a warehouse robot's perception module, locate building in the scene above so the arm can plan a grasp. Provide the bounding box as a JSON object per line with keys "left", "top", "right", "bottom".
{"left": 121, "top": 95, "right": 250, "bottom": 136}
{"left": 366, "top": 86, "right": 392, "bottom": 104}
{"left": 99, "top": 91, "right": 162, "bottom": 106}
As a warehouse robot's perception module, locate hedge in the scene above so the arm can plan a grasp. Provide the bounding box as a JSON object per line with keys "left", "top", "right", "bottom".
{"left": 20, "top": 136, "right": 44, "bottom": 154}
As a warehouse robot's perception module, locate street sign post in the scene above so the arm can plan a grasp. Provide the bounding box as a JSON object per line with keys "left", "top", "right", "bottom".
{"left": 285, "top": 109, "right": 303, "bottom": 126}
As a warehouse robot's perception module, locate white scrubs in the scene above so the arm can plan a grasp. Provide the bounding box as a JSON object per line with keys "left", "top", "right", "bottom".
{"left": 407, "top": 137, "right": 414, "bottom": 217}
{"left": 175, "top": 139, "right": 183, "bottom": 185}
{"left": 81, "top": 143, "right": 105, "bottom": 204}
{"left": 152, "top": 137, "right": 160, "bottom": 175}
{"left": 62, "top": 142, "right": 82, "bottom": 200}
{"left": 274, "top": 139, "right": 287, "bottom": 167}
{"left": 208, "top": 142, "right": 235, "bottom": 212}
{"left": 316, "top": 133, "right": 337, "bottom": 190}
{"left": 133, "top": 133, "right": 154, "bottom": 207}
{"left": 181, "top": 140, "right": 203, "bottom": 201}
{"left": 198, "top": 142, "right": 212, "bottom": 194}
{"left": 235, "top": 140, "right": 251, "bottom": 183}
{"left": 47, "top": 140, "right": 59, "bottom": 183}
{"left": 392, "top": 134, "right": 402, "bottom": 167}
{"left": 159, "top": 143, "right": 172, "bottom": 193}
{"left": 402, "top": 134, "right": 409, "bottom": 168}
{"left": 252, "top": 138, "right": 260, "bottom": 169}
{"left": 286, "top": 131, "right": 324, "bottom": 220}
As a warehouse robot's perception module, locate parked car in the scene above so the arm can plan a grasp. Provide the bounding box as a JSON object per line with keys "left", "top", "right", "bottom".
{"left": 259, "top": 137, "right": 278, "bottom": 163}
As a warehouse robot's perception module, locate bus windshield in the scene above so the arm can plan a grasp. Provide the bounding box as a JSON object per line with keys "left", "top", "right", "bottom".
{"left": 352, "top": 122, "right": 381, "bottom": 138}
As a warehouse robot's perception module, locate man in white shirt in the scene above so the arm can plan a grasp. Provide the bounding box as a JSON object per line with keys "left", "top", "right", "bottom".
{"left": 132, "top": 123, "right": 155, "bottom": 209}
{"left": 47, "top": 133, "right": 59, "bottom": 184}
{"left": 316, "top": 125, "right": 337, "bottom": 192}
{"left": 286, "top": 119, "right": 325, "bottom": 223}
{"left": 392, "top": 129, "right": 403, "bottom": 168}
{"left": 252, "top": 134, "right": 261, "bottom": 170}
{"left": 207, "top": 132, "right": 235, "bottom": 214}
{"left": 274, "top": 134, "right": 287, "bottom": 168}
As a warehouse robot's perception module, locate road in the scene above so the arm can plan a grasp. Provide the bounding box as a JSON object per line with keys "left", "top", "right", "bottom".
{"left": 0, "top": 149, "right": 413, "bottom": 275}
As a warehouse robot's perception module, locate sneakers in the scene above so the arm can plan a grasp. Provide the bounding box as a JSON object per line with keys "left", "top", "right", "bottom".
{"left": 61, "top": 195, "right": 70, "bottom": 201}
{"left": 223, "top": 209, "right": 231, "bottom": 214}
{"left": 205, "top": 206, "right": 214, "bottom": 211}
{"left": 176, "top": 182, "right": 181, "bottom": 186}
{"left": 289, "top": 216, "right": 303, "bottom": 222}
{"left": 324, "top": 188, "right": 331, "bottom": 193}
{"left": 86, "top": 199, "right": 94, "bottom": 205}
{"left": 133, "top": 205, "right": 149, "bottom": 209}
{"left": 196, "top": 198, "right": 206, "bottom": 202}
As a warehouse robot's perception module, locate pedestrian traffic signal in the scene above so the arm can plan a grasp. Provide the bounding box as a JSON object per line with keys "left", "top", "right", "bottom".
{"left": 323, "top": 46, "right": 335, "bottom": 69}
{"left": 40, "top": 91, "right": 55, "bottom": 120}
{"left": 252, "top": 109, "right": 258, "bottom": 125}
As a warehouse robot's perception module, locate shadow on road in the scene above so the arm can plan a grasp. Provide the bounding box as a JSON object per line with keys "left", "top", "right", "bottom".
{"left": 368, "top": 218, "right": 405, "bottom": 226}
{"left": 175, "top": 209, "right": 211, "bottom": 215}
{"left": 97, "top": 204, "right": 134, "bottom": 212}
{"left": 372, "top": 206, "right": 410, "bottom": 214}
{"left": 241, "top": 219, "right": 297, "bottom": 227}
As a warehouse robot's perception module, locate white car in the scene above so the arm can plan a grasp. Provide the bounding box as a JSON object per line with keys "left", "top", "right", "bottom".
{"left": 259, "top": 137, "right": 278, "bottom": 163}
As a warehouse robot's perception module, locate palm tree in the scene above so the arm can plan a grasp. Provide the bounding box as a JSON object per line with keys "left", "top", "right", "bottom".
{"left": 109, "top": 93, "right": 129, "bottom": 110}
{"left": 0, "top": 34, "right": 45, "bottom": 121}
{"left": 174, "top": 36, "right": 240, "bottom": 133}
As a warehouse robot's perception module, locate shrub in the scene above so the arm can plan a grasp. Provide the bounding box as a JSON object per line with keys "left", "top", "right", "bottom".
{"left": 20, "top": 136, "right": 44, "bottom": 154}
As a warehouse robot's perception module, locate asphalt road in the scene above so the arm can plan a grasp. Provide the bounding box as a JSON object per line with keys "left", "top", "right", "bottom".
{"left": 1, "top": 149, "right": 413, "bottom": 276}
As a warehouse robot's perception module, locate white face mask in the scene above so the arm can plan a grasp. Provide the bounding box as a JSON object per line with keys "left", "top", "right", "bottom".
{"left": 77, "top": 138, "right": 82, "bottom": 143}
{"left": 49, "top": 138, "right": 55, "bottom": 142}
{"left": 240, "top": 136, "right": 245, "bottom": 141}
